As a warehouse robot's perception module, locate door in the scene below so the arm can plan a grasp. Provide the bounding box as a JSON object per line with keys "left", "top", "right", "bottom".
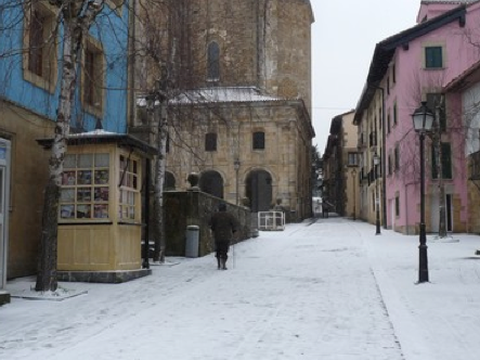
{"left": 0, "top": 139, "right": 10, "bottom": 290}
{"left": 246, "top": 170, "right": 272, "bottom": 212}
{"left": 430, "top": 192, "right": 453, "bottom": 233}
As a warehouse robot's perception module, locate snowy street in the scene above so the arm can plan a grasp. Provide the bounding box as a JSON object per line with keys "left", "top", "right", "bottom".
{"left": 1, "top": 217, "right": 480, "bottom": 360}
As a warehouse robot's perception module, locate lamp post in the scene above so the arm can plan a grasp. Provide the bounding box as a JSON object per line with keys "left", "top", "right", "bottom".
{"left": 411, "top": 101, "right": 434, "bottom": 283}
{"left": 234, "top": 158, "right": 240, "bottom": 205}
{"left": 351, "top": 167, "right": 357, "bottom": 220}
{"left": 373, "top": 153, "right": 381, "bottom": 235}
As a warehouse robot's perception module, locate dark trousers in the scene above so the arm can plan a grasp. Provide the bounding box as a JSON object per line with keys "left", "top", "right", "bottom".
{"left": 215, "top": 241, "right": 229, "bottom": 260}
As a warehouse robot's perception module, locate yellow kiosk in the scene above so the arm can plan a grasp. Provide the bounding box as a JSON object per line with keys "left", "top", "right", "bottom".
{"left": 38, "top": 130, "right": 156, "bottom": 283}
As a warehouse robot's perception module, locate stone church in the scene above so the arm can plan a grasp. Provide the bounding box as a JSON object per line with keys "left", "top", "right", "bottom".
{"left": 133, "top": 0, "right": 315, "bottom": 221}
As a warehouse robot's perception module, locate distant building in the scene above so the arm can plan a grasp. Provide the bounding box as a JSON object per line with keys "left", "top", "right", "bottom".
{"left": 323, "top": 110, "right": 357, "bottom": 217}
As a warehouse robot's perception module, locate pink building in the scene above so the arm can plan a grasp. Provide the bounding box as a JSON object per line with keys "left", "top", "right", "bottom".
{"left": 354, "top": 1, "right": 480, "bottom": 234}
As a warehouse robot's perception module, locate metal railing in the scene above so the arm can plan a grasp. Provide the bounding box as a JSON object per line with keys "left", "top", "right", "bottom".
{"left": 258, "top": 211, "right": 285, "bottom": 231}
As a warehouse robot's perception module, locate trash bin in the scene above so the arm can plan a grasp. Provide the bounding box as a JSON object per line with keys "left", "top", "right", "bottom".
{"left": 185, "top": 225, "right": 200, "bottom": 258}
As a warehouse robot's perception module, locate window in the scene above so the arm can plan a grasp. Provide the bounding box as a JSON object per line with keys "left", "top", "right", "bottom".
{"left": 82, "top": 38, "right": 104, "bottom": 115}
{"left": 207, "top": 41, "right": 220, "bottom": 81}
{"left": 205, "top": 133, "right": 217, "bottom": 152}
{"left": 431, "top": 142, "right": 452, "bottom": 179}
{"left": 393, "top": 103, "right": 397, "bottom": 125}
{"left": 59, "top": 153, "right": 110, "bottom": 220}
{"left": 165, "top": 172, "right": 176, "bottom": 190}
{"left": 347, "top": 152, "right": 358, "bottom": 166}
{"left": 425, "top": 46, "right": 443, "bottom": 68}
{"left": 395, "top": 194, "right": 400, "bottom": 217}
{"left": 392, "top": 63, "right": 396, "bottom": 84}
{"left": 118, "top": 155, "right": 139, "bottom": 221}
{"left": 388, "top": 153, "right": 392, "bottom": 176}
{"left": 23, "top": 2, "right": 57, "bottom": 92}
{"left": 375, "top": 156, "right": 382, "bottom": 178}
{"left": 378, "top": 108, "right": 382, "bottom": 130}
{"left": 394, "top": 145, "right": 400, "bottom": 171}
{"left": 28, "top": 10, "right": 44, "bottom": 77}
{"left": 387, "top": 111, "right": 391, "bottom": 134}
{"left": 253, "top": 131, "right": 265, "bottom": 150}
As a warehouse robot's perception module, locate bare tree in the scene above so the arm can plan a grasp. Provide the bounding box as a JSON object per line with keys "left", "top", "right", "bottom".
{"left": 133, "top": 0, "right": 241, "bottom": 262}
{"left": 133, "top": 0, "right": 197, "bottom": 263}
{"left": 35, "top": 0, "right": 105, "bottom": 292}
{"left": 406, "top": 70, "right": 453, "bottom": 239}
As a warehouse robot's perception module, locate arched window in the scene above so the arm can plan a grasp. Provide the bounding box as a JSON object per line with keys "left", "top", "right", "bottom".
{"left": 164, "top": 172, "right": 176, "bottom": 190}
{"left": 199, "top": 170, "right": 224, "bottom": 199}
{"left": 207, "top": 41, "right": 220, "bottom": 81}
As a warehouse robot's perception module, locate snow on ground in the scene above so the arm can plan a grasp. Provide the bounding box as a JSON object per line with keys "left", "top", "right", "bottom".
{"left": 1, "top": 217, "right": 480, "bottom": 360}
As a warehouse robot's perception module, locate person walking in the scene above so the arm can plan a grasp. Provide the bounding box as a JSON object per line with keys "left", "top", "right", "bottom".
{"left": 209, "top": 203, "right": 237, "bottom": 270}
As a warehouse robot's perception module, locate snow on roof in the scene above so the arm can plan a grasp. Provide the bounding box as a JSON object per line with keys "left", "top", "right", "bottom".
{"left": 137, "top": 87, "right": 286, "bottom": 107}
{"left": 421, "top": 0, "right": 477, "bottom": 3}
{"left": 68, "top": 129, "right": 119, "bottom": 138}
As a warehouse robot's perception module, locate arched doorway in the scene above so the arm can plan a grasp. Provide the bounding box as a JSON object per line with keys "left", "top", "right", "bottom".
{"left": 164, "top": 171, "right": 176, "bottom": 190}
{"left": 200, "top": 170, "right": 224, "bottom": 199}
{"left": 246, "top": 170, "right": 272, "bottom": 212}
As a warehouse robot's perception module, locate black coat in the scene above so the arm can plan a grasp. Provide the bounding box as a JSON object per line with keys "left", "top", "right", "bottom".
{"left": 209, "top": 211, "right": 237, "bottom": 243}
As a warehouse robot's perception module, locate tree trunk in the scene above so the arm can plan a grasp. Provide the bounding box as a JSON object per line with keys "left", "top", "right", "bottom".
{"left": 35, "top": 21, "right": 79, "bottom": 292}
{"left": 152, "top": 98, "right": 168, "bottom": 263}
{"left": 35, "top": 1, "right": 104, "bottom": 291}
{"left": 435, "top": 105, "right": 447, "bottom": 239}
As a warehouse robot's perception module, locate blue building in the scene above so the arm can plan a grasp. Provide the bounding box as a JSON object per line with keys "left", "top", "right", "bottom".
{"left": 0, "top": 0, "right": 131, "bottom": 299}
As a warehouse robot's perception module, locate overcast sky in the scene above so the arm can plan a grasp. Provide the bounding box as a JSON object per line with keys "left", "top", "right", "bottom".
{"left": 310, "top": 0, "right": 422, "bottom": 154}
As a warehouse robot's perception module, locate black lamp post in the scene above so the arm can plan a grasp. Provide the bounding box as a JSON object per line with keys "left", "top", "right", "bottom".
{"left": 373, "top": 153, "right": 381, "bottom": 235}
{"left": 411, "top": 101, "right": 434, "bottom": 283}
{"left": 351, "top": 167, "right": 357, "bottom": 221}
{"left": 234, "top": 158, "right": 240, "bottom": 205}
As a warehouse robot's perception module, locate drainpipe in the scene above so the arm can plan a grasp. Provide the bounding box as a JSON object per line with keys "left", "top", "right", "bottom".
{"left": 372, "top": 85, "right": 387, "bottom": 229}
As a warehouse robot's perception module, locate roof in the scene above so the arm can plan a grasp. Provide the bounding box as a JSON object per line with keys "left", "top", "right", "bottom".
{"left": 444, "top": 59, "right": 480, "bottom": 91}
{"left": 137, "top": 86, "right": 315, "bottom": 138}
{"left": 353, "top": 4, "right": 467, "bottom": 124}
{"left": 173, "top": 87, "right": 285, "bottom": 104}
{"left": 37, "top": 130, "right": 158, "bottom": 156}
{"left": 137, "top": 87, "right": 286, "bottom": 107}
{"left": 421, "top": 0, "right": 476, "bottom": 3}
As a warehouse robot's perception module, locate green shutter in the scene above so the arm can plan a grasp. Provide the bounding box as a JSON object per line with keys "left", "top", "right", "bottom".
{"left": 442, "top": 143, "right": 452, "bottom": 179}
{"left": 431, "top": 144, "right": 438, "bottom": 179}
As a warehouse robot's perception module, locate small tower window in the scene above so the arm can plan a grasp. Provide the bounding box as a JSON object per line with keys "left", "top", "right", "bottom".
{"left": 207, "top": 42, "right": 220, "bottom": 81}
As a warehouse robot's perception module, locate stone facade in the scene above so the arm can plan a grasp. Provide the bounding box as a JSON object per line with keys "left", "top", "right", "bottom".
{"left": 163, "top": 190, "right": 251, "bottom": 257}
{"left": 133, "top": 0, "right": 315, "bottom": 221}
{"left": 323, "top": 111, "right": 358, "bottom": 218}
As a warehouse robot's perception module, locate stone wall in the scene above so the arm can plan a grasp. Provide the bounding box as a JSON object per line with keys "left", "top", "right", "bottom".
{"left": 164, "top": 189, "right": 252, "bottom": 257}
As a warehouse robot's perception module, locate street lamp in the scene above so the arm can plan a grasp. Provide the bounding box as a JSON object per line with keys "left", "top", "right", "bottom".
{"left": 411, "top": 101, "right": 434, "bottom": 283}
{"left": 234, "top": 158, "right": 241, "bottom": 205}
{"left": 373, "top": 153, "right": 381, "bottom": 235}
{"left": 351, "top": 167, "right": 357, "bottom": 220}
